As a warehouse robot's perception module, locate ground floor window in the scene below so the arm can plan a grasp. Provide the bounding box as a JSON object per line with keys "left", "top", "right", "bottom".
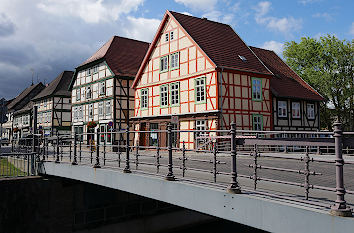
{"left": 99, "top": 124, "right": 113, "bottom": 144}
{"left": 171, "top": 123, "right": 178, "bottom": 148}
{"left": 195, "top": 120, "right": 207, "bottom": 146}
{"left": 74, "top": 126, "right": 83, "bottom": 142}
{"left": 150, "top": 123, "right": 159, "bottom": 147}
{"left": 252, "top": 115, "right": 263, "bottom": 131}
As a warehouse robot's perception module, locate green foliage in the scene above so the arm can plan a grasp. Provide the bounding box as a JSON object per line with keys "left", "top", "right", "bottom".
{"left": 283, "top": 35, "right": 354, "bottom": 130}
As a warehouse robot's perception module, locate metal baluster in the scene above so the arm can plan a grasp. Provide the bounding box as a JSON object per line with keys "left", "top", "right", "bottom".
{"left": 72, "top": 132, "right": 78, "bottom": 165}
{"left": 330, "top": 120, "right": 352, "bottom": 217}
{"left": 69, "top": 140, "right": 72, "bottom": 162}
{"left": 60, "top": 138, "right": 63, "bottom": 161}
{"left": 253, "top": 144, "right": 258, "bottom": 190}
{"left": 165, "top": 123, "right": 175, "bottom": 181}
{"left": 227, "top": 122, "right": 241, "bottom": 194}
{"left": 156, "top": 137, "right": 160, "bottom": 173}
{"left": 123, "top": 126, "right": 131, "bottom": 173}
{"left": 118, "top": 136, "right": 121, "bottom": 167}
{"left": 93, "top": 129, "right": 101, "bottom": 168}
{"left": 103, "top": 136, "right": 106, "bottom": 166}
{"left": 182, "top": 141, "right": 186, "bottom": 177}
{"left": 79, "top": 136, "right": 82, "bottom": 163}
{"left": 213, "top": 141, "right": 217, "bottom": 182}
{"left": 304, "top": 146, "right": 310, "bottom": 200}
{"left": 90, "top": 136, "right": 93, "bottom": 164}
{"left": 135, "top": 143, "right": 139, "bottom": 170}
{"left": 55, "top": 132, "right": 60, "bottom": 163}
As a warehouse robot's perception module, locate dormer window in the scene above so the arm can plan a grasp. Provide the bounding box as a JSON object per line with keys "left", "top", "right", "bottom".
{"left": 86, "top": 69, "right": 91, "bottom": 76}
{"left": 93, "top": 65, "right": 99, "bottom": 73}
{"left": 238, "top": 55, "right": 247, "bottom": 62}
{"left": 165, "top": 33, "right": 169, "bottom": 42}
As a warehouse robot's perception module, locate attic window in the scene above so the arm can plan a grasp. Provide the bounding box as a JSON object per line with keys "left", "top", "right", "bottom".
{"left": 165, "top": 33, "right": 169, "bottom": 42}
{"left": 238, "top": 55, "right": 247, "bottom": 62}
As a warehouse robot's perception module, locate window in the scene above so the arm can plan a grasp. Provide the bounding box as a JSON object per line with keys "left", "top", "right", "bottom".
{"left": 150, "top": 123, "right": 159, "bottom": 146}
{"left": 160, "top": 56, "right": 168, "bottom": 72}
{"left": 170, "top": 52, "right": 179, "bottom": 70}
{"left": 253, "top": 115, "right": 263, "bottom": 131}
{"left": 76, "top": 89, "right": 81, "bottom": 101}
{"left": 292, "top": 102, "right": 301, "bottom": 119}
{"left": 86, "top": 86, "right": 92, "bottom": 99}
{"left": 74, "top": 107, "right": 78, "bottom": 120}
{"left": 160, "top": 85, "right": 169, "bottom": 107}
{"left": 307, "top": 103, "right": 315, "bottom": 119}
{"left": 79, "top": 106, "right": 83, "bottom": 119}
{"left": 99, "top": 124, "right": 112, "bottom": 144}
{"left": 74, "top": 126, "right": 83, "bottom": 142}
{"left": 98, "top": 102, "right": 104, "bottom": 116}
{"left": 44, "top": 99, "right": 47, "bottom": 108}
{"left": 89, "top": 104, "right": 93, "bottom": 118}
{"left": 105, "top": 101, "right": 111, "bottom": 117}
{"left": 170, "top": 31, "right": 174, "bottom": 40}
{"left": 252, "top": 78, "right": 262, "bottom": 101}
{"left": 238, "top": 55, "right": 247, "bottom": 62}
{"left": 93, "top": 65, "right": 99, "bottom": 73}
{"left": 165, "top": 33, "right": 169, "bottom": 42}
{"left": 170, "top": 82, "right": 179, "bottom": 106}
{"left": 86, "top": 69, "right": 91, "bottom": 76}
{"left": 99, "top": 82, "right": 105, "bottom": 96}
{"left": 278, "top": 100, "right": 287, "bottom": 118}
{"left": 195, "top": 120, "right": 207, "bottom": 145}
{"left": 47, "top": 112, "right": 51, "bottom": 123}
{"left": 141, "top": 88, "right": 148, "bottom": 109}
{"left": 195, "top": 77, "right": 206, "bottom": 103}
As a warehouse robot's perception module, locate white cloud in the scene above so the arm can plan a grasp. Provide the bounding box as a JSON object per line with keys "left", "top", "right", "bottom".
{"left": 175, "top": 0, "right": 218, "bottom": 12}
{"left": 181, "top": 11, "right": 193, "bottom": 16}
{"left": 0, "top": 13, "right": 15, "bottom": 37}
{"left": 298, "top": 0, "right": 322, "bottom": 5}
{"left": 124, "top": 16, "right": 160, "bottom": 42}
{"left": 312, "top": 12, "right": 332, "bottom": 21}
{"left": 202, "top": 11, "right": 234, "bottom": 24}
{"left": 350, "top": 22, "right": 354, "bottom": 36}
{"left": 261, "top": 40, "right": 284, "bottom": 55}
{"left": 254, "top": 1, "right": 302, "bottom": 36}
{"left": 37, "top": 0, "right": 144, "bottom": 23}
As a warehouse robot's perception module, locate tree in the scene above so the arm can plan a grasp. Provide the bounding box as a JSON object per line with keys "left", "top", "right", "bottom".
{"left": 283, "top": 35, "right": 354, "bottom": 130}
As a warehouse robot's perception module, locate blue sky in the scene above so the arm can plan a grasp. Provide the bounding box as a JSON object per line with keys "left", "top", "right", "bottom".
{"left": 0, "top": 0, "right": 353, "bottom": 100}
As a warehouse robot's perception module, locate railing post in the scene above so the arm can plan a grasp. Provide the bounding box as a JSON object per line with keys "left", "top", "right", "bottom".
{"left": 165, "top": 123, "right": 175, "bottom": 181}
{"left": 69, "top": 139, "right": 72, "bottom": 161}
{"left": 135, "top": 142, "right": 139, "bottom": 170}
{"left": 103, "top": 136, "right": 106, "bottom": 166}
{"left": 227, "top": 122, "right": 241, "bottom": 194}
{"left": 72, "top": 132, "right": 78, "bottom": 165}
{"left": 156, "top": 137, "right": 160, "bottom": 173}
{"left": 123, "top": 126, "right": 131, "bottom": 173}
{"left": 330, "top": 120, "right": 352, "bottom": 217}
{"left": 253, "top": 144, "right": 259, "bottom": 190}
{"left": 182, "top": 141, "right": 186, "bottom": 177}
{"left": 93, "top": 129, "right": 101, "bottom": 168}
{"left": 79, "top": 136, "right": 82, "bottom": 163}
{"left": 55, "top": 132, "right": 60, "bottom": 163}
{"left": 118, "top": 135, "right": 121, "bottom": 167}
{"left": 213, "top": 141, "right": 217, "bottom": 182}
{"left": 304, "top": 146, "right": 310, "bottom": 200}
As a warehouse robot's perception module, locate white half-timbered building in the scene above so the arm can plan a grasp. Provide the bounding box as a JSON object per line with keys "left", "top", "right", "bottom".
{"left": 69, "top": 36, "right": 149, "bottom": 144}
{"left": 32, "top": 71, "right": 73, "bottom": 136}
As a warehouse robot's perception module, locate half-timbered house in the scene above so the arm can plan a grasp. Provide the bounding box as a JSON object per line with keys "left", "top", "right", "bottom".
{"left": 132, "top": 11, "right": 273, "bottom": 149}
{"left": 69, "top": 36, "right": 149, "bottom": 144}
{"left": 32, "top": 71, "right": 74, "bottom": 136}
{"left": 7, "top": 83, "right": 45, "bottom": 141}
{"left": 250, "top": 47, "right": 324, "bottom": 131}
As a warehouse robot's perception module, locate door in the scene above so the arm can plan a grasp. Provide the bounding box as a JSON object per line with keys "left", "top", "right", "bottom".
{"left": 139, "top": 123, "right": 147, "bottom": 147}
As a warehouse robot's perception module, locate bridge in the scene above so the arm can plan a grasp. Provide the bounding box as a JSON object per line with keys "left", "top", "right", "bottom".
{"left": 2, "top": 121, "right": 354, "bottom": 233}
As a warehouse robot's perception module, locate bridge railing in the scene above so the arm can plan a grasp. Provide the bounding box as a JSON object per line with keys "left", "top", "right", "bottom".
{"left": 9, "top": 120, "right": 354, "bottom": 217}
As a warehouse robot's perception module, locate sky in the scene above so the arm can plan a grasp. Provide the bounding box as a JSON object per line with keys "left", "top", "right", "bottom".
{"left": 0, "top": 0, "right": 353, "bottom": 100}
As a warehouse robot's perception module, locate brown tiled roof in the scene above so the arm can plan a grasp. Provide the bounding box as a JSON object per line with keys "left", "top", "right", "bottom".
{"left": 33, "top": 71, "right": 73, "bottom": 100}
{"left": 250, "top": 46, "right": 324, "bottom": 101}
{"left": 169, "top": 11, "right": 272, "bottom": 75}
{"left": 7, "top": 83, "right": 45, "bottom": 110}
{"left": 79, "top": 36, "right": 149, "bottom": 77}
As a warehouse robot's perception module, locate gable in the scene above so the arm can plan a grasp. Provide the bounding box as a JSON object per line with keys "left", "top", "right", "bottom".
{"left": 133, "top": 11, "right": 216, "bottom": 88}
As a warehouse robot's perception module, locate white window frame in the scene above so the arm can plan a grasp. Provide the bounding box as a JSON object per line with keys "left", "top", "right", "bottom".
{"left": 160, "top": 85, "right": 169, "bottom": 107}
{"left": 253, "top": 115, "right": 263, "bottom": 131}
{"left": 98, "top": 102, "right": 104, "bottom": 116}
{"left": 88, "top": 104, "right": 93, "bottom": 118}
{"left": 307, "top": 103, "right": 315, "bottom": 119}
{"left": 86, "top": 86, "right": 92, "bottom": 99}
{"left": 165, "top": 33, "right": 169, "bottom": 42}
{"left": 252, "top": 78, "right": 262, "bottom": 101}
{"left": 141, "top": 88, "right": 148, "bottom": 109}
{"left": 99, "top": 82, "right": 106, "bottom": 96}
{"left": 160, "top": 56, "right": 168, "bottom": 72}
{"left": 170, "top": 52, "right": 179, "bottom": 70}
{"left": 170, "top": 82, "right": 179, "bottom": 106}
{"left": 292, "top": 102, "right": 301, "bottom": 119}
{"left": 79, "top": 106, "right": 83, "bottom": 119}
{"left": 278, "top": 100, "right": 287, "bottom": 118}
{"left": 105, "top": 101, "right": 111, "bottom": 117}
{"left": 74, "top": 107, "right": 78, "bottom": 120}
{"left": 170, "top": 31, "right": 174, "bottom": 40}
{"left": 76, "top": 88, "right": 81, "bottom": 101}
{"left": 195, "top": 77, "right": 206, "bottom": 103}
{"left": 93, "top": 65, "right": 99, "bottom": 73}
